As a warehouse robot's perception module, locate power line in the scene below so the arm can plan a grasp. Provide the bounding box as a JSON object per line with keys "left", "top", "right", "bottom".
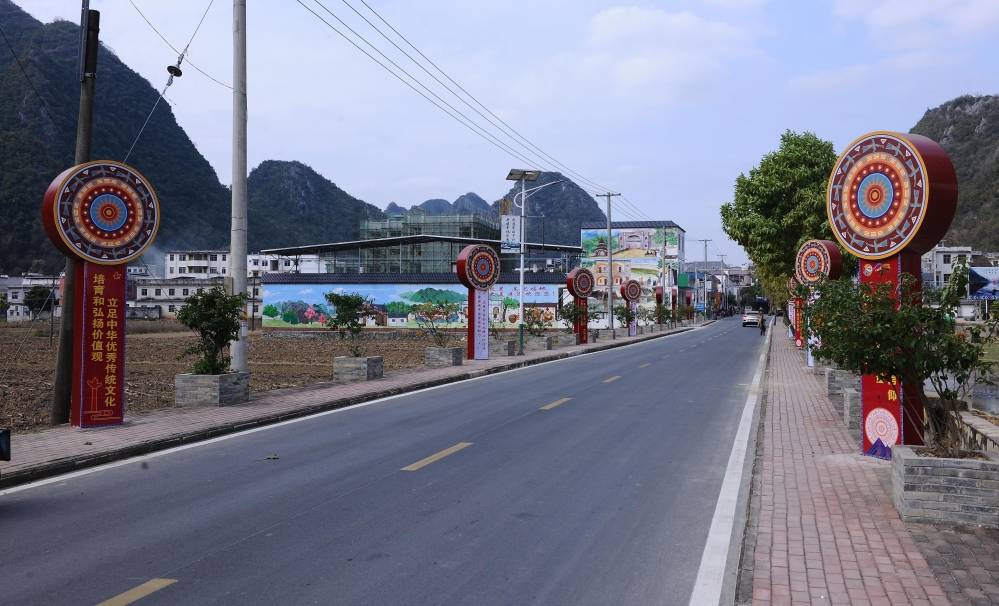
{"left": 0, "top": 24, "right": 75, "bottom": 159}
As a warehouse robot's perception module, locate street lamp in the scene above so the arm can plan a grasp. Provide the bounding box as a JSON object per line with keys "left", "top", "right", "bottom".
{"left": 505, "top": 169, "right": 551, "bottom": 355}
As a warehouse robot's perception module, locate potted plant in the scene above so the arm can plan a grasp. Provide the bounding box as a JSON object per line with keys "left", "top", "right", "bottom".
{"left": 325, "top": 291, "right": 382, "bottom": 381}
{"left": 413, "top": 299, "right": 463, "bottom": 366}
{"left": 804, "top": 261, "right": 999, "bottom": 525}
{"left": 174, "top": 286, "right": 250, "bottom": 406}
{"left": 523, "top": 304, "right": 554, "bottom": 349}
{"left": 613, "top": 304, "right": 637, "bottom": 336}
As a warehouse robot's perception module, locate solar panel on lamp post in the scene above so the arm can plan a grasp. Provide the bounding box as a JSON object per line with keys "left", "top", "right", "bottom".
{"left": 506, "top": 169, "right": 541, "bottom": 355}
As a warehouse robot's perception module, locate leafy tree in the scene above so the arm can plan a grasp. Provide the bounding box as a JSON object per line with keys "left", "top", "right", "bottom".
{"left": 24, "top": 285, "right": 54, "bottom": 318}
{"left": 557, "top": 302, "right": 602, "bottom": 333}
{"left": 385, "top": 301, "right": 412, "bottom": 314}
{"left": 413, "top": 300, "right": 461, "bottom": 348}
{"left": 613, "top": 304, "right": 636, "bottom": 328}
{"left": 281, "top": 310, "right": 299, "bottom": 325}
{"left": 304, "top": 304, "right": 318, "bottom": 324}
{"left": 720, "top": 131, "right": 853, "bottom": 302}
{"left": 262, "top": 304, "right": 279, "bottom": 318}
{"left": 501, "top": 297, "right": 519, "bottom": 322}
{"left": 0, "top": 293, "right": 9, "bottom": 321}
{"left": 324, "top": 291, "right": 374, "bottom": 357}
{"left": 803, "top": 261, "right": 996, "bottom": 457}
{"left": 176, "top": 286, "right": 249, "bottom": 375}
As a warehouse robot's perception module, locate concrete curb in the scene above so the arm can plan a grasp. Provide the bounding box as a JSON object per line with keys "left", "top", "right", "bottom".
{"left": 0, "top": 325, "right": 701, "bottom": 489}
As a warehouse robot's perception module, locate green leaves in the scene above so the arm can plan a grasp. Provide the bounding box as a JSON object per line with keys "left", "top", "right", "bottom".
{"left": 324, "top": 291, "right": 374, "bottom": 357}
{"left": 176, "top": 286, "right": 249, "bottom": 375}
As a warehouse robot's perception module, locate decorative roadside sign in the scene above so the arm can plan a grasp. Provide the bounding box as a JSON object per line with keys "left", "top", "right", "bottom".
{"left": 42, "top": 161, "right": 160, "bottom": 427}
{"left": 621, "top": 279, "right": 641, "bottom": 336}
{"left": 456, "top": 244, "right": 501, "bottom": 360}
{"left": 794, "top": 240, "right": 843, "bottom": 285}
{"left": 826, "top": 132, "right": 957, "bottom": 458}
{"left": 500, "top": 215, "right": 522, "bottom": 254}
{"left": 566, "top": 267, "right": 595, "bottom": 343}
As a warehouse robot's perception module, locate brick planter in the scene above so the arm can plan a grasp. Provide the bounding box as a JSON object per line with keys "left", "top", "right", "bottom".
{"left": 891, "top": 445, "right": 999, "bottom": 526}
{"left": 552, "top": 333, "right": 580, "bottom": 348}
{"left": 425, "top": 347, "right": 462, "bottom": 367}
{"left": 524, "top": 335, "right": 553, "bottom": 351}
{"left": 843, "top": 388, "right": 860, "bottom": 429}
{"left": 333, "top": 356, "right": 383, "bottom": 381}
{"left": 489, "top": 339, "right": 516, "bottom": 356}
{"left": 174, "top": 372, "right": 249, "bottom": 407}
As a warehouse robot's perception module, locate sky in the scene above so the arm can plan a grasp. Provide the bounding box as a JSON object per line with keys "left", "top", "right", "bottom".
{"left": 21, "top": 0, "right": 999, "bottom": 266}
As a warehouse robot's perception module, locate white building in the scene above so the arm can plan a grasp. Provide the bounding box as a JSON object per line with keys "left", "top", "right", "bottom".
{"left": 127, "top": 276, "right": 264, "bottom": 325}
{"left": 4, "top": 273, "right": 63, "bottom": 322}
{"left": 164, "top": 250, "right": 321, "bottom": 278}
{"left": 921, "top": 245, "right": 977, "bottom": 289}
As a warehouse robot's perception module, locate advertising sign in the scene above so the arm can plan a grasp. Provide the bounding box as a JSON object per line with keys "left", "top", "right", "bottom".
{"left": 969, "top": 266, "right": 999, "bottom": 300}
{"left": 501, "top": 215, "right": 522, "bottom": 253}
{"left": 73, "top": 260, "right": 127, "bottom": 426}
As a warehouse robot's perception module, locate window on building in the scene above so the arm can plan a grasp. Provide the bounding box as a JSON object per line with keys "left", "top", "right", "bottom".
{"left": 942, "top": 254, "right": 951, "bottom": 264}
{"left": 210, "top": 254, "right": 218, "bottom": 261}
{"left": 284, "top": 260, "right": 291, "bottom": 266}
{"left": 141, "top": 288, "right": 148, "bottom": 296}
{"left": 222, "top": 268, "right": 226, "bottom": 274}
{"left": 169, "top": 267, "right": 174, "bottom": 274}
{"left": 254, "top": 288, "right": 259, "bottom": 296}
{"left": 169, "top": 254, "right": 175, "bottom": 261}
{"left": 944, "top": 274, "right": 951, "bottom": 283}
{"left": 180, "top": 254, "right": 187, "bottom": 261}
{"left": 958, "top": 254, "right": 967, "bottom": 262}
{"left": 168, "top": 288, "right": 175, "bottom": 296}
{"left": 168, "top": 305, "right": 176, "bottom": 312}
{"left": 253, "top": 304, "right": 259, "bottom": 312}
{"left": 179, "top": 267, "right": 186, "bottom": 274}
{"left": 154, "top": 289, "right": 162, "bottom": 296}
{"left": 11, "top": 292, "right": 18, "bottom": 300}
{"left": 210, "top": 267, "right": 218, "bottom": 274}
{"left": 253, "top": 259, "right": 259, "bottom": 266}
{"left": 222, "top": 254, "right": 227, "bottom": 262}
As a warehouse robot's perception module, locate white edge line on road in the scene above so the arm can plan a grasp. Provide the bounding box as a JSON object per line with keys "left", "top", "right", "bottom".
{"left": 1, "top": 323, "right": 716, "bottom": 497}
{"left": 686, "top": 323, "right": 770, "bottom": 606}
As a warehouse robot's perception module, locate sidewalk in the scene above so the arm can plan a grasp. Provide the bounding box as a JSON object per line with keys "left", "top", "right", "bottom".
{"left": 749, "top": 334, "right": 948, "bottom": 605}
{"left": 0, "top": 325, "right": 696, "bottom": 489}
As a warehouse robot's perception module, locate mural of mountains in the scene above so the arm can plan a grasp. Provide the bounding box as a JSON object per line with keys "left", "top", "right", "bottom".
{"left": 247, "top": 160, "right": 384, "bottom": 250}
{"left": 495, "top": 172, "right": 608, "bottom": 246}
{"left": 910, "top": 95, "right": 999, "bottom": 252}
{"left": 0, "top": 0, "right": 231, "bottom": 274}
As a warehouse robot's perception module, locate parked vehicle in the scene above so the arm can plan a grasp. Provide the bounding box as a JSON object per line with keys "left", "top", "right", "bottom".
{"left": 742, "top": 310, "right": 761, "bottom": 327}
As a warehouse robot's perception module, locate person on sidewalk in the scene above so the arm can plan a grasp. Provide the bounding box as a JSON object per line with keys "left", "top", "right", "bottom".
{"left": 760, "top": 313, "right": 767, "bottom": 336}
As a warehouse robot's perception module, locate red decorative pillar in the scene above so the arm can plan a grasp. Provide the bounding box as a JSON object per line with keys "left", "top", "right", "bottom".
{"left": 456, "top": 245, "right": 500, "bottom": 360}
{"left": 621, "top": 280, "right": 641, "bottom": 336}
{"left": 566, "top": 268, "right": 595, "bottom": 344}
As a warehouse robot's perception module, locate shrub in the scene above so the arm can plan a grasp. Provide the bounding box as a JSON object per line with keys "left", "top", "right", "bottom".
{"left": 324, "top": 291, "right": 374, "bottom": 357}
{"left": 281, "top": 310, "right": 299, "bottom": 325}
{"left": 176, "top": 286, "right": 248, "bottom": 375}
{"left": 523, "top": 305, "right": 553, "bottom": 337}
{"left": 413, "top": 299, "right": 461, "bottom": 348}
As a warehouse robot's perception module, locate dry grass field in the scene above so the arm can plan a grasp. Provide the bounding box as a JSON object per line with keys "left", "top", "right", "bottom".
{"left": 0, "top": 321, "right": 435, "bottom": 433}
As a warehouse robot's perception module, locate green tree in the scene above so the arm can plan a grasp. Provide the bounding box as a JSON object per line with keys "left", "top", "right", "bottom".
{"left": 24, "top": 285, "right": 54, "bottom": 319}
{"left": 324, "top": 291, "right": 374, "bottom": 357}
{"left": 803, "top": 261, "right": 995, "bottom": 457}
{"left": 281, "top": 310, "right": 299, "bottom": 325}
{"left": 176, "top": 286, "right": 249, "bottom": 375}
{"left": 613, "top": 304, "right": 636, "bottom": 328}
{"left": 0, "top": 293, "right": 9, "bottom": 321}
{"left": 412, "top": 300, "right": 461, "bottom": 348}
{"left": 262, "top": 304, "right": 279, "bottom": 318}
{"left": 720, "top": 131, "right": 852, "bottom": 302}
{"left": 385, "top": 301, "right": 413, "bottom": 314}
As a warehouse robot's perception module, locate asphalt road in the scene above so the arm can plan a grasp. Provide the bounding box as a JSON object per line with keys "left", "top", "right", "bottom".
{"left": 0, "top": 317, "right": 766, "bottom": 606}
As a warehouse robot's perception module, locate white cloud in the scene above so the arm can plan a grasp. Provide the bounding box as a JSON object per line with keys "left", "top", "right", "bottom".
{"left": 297, "top": 289, "right": 314, "bottom": 295}
{"left": 703, "top": 0, "right": 770, "bottom": 10}
{"left": 834, "top": 0, "right": 999, "bottom": 48}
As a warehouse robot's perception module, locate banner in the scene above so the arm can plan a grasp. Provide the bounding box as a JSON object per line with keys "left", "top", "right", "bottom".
{"left": 501, "top": 215, "right": 522, "bottom": 253}
{"left": 73, "top": 262, "right": 126, "bottom": 427}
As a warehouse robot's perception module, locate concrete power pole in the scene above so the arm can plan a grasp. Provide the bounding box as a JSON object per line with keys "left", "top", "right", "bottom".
{"left": 229, "top": 0, "right": 248, "bottom": 372}
{"left": 52, "top": 5, "right": 100, "bottom": 426}
{"left": 718, "top": 254, "right": 727, "bottom": 309}
{"left": 697, "top": 239, "right": 711, "bottom": 317}
{"left": 597, "top": 193, "right": 621, "bottom": 331}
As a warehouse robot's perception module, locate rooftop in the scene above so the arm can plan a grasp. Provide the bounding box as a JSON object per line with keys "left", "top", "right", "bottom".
{"left": 579, "top": 221, "right": 683, "bottom": 230}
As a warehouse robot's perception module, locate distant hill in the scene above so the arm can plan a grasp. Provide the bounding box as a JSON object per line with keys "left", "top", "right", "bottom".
{"left": 385, "top": 192, "right": 492, "bottom": 216}
{"left": 452, "top": 192, "right": 491, "bottom": 215}
{"left": 494, "top": 172, "right": 607, "bottom": 245}
{"left": 247, "top": 160, "right": 384, "bottom": 250}
{"left": 0, "top": 0, "right": 231, "bottom": 274}
{"left": 385, "top": 202, "right": 407, "bottom": 214}
{"left": 910, "top": 95, "right": 999, "bottom": 252}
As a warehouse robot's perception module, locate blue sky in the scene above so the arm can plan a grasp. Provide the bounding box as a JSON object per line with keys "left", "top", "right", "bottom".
{"left": 22, "top": 1, "right": 999, "bottom": 265}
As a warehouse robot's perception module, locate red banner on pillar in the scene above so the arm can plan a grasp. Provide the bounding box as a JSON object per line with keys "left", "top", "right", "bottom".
{"left": 72, "top": 262, "right": 126, "bottom": 427}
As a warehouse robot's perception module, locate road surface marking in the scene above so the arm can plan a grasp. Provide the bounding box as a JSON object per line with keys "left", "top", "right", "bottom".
{"left": 603, "top": 376, "right": 622, "bottom": 383}
{"left": 639, "top": 363, "right": 650, "bottom": 368}
{"left": 96, "top": 579, "right": 177, "bottom": 606}
{"left": 540, "top": 397, "right": 571, "bottom": 410}
{"left": 679, "top": 349, "right": 686, "bottom": 352}
{"left": 402, "top": 442, "right": 473, "bottom": 471}
{"left": 687, "top": 318, "right": 771, "bottom": 606}
{"left": 662, "top": 355, "right": 670, "bottom": 358}
{"left": 690, "top": 344, "right": 697, "bottom": 348}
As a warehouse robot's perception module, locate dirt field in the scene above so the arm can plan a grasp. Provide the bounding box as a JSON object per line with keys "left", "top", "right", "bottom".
{"left": 0, "top": 322, "right": 436, "bottom": 433}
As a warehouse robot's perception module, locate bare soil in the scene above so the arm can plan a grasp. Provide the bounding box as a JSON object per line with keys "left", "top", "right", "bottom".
{"left": 0, "top": 324, "right": 434, "bottom": 433}
{"left": 972, "top": 409, "right": 999, "bottom": 430}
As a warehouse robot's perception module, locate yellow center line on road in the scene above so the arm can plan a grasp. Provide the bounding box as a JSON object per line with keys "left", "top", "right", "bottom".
{"left": 603, "top": 376, "right": 622, "bottom": 383}
{"left": 639, "top": 363, "right": 650, "bottom": 368}
{"left": 96, "top": 579, "right": 177, "bottom": 606}
{"left": 540, "top": 397, "right": 571, "bottom": 410}
{"left": 402, "top": 442, "right": 473, "bottom": 471}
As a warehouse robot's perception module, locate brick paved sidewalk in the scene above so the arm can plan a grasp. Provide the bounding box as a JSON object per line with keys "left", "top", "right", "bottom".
{"left": 751, "top": 335, "right": 949, "bottom": 605}
{"left": 0, "top": 326, "right": 695, "bottom": 489}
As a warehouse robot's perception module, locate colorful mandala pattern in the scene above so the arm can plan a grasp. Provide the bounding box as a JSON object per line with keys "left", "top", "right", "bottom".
{"left": 787, "top": 276, "right": 799, "bottom": 294}
{"left": 794, "top": 240, "right": 841, "bottom": 285}
{"left": 864, "top": 407, "right": 899, "bottom": 446}
{"left": 567, "top": 268, "right": 595, "bottom": 298}
{"left": 621, "top": 280, "right": 641, "bottom": 302}
{"left": 457, "top": 245, "right": 500, "bottom": 290}
{"left": 827, "top": 133, "right": 927, "bottom": 260}
{"left": 43, "top": 161, "right": 159, "bottom": 265}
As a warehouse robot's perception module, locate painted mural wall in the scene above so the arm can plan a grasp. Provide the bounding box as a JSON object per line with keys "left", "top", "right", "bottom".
{"left": 262, "top": 282, "right": 562, "bottom": 329}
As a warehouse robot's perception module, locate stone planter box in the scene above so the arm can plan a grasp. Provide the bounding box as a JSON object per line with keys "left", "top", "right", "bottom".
{"left": 489, "top": 339, "right": 516, "bottom": 356}
{"left": 175, "top": 372, "right": 249, "bottom": 407}
{"left": 425, "top": 346, "right": 462, "bottom": 367}
{"left": 825, "top": 368, "right": 860, "bottom": 397}
{"left": 959, "top": 412, "right": 999, "bottom": 455}
{"left": 552, "top": 333, "right": 580, "bottom": 348}
{"left": 843, "top": 388, "right": 860, "bottom": 429}
{"left": 524, "top": 335, "right": 553, "bottom": 351}
{"left": 891, "top": 445, "right": 999, "bottom": 526}
{"left": 334, "top": 356, "right": 383, "bottom": 381}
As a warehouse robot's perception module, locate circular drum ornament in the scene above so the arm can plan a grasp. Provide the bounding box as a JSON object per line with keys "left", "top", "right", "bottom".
{"left": 456, "top": 244, "right": 500, "bottom": 290}
{"left": 864, "top": 407, "right": 900, "bottom": 447}
{"left": 42, "top": 161, "right": 160, "bottom": 265}
{"left": 566, "top": 268, "right": 595, "bottom": 298}
{"left": 794, "top": 239, "right": 843, "bottom": 285}
{"left": 787, "top": 275, "right": 799, "bottom": 294}
{"left": 620, "top": 279, "right": 642, "bottom": 303}
{"left": 827, "top": 132, "right": 957, "bottom": 260}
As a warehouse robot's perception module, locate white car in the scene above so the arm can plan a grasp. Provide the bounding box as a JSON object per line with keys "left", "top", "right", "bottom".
{"left": 742, "top": 310, "right": 761, "bottom": 327}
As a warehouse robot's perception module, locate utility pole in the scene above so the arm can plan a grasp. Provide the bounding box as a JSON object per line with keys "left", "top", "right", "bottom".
{"left": 517, "top": 174, "right": 526, "bottom": 355}
{"left": 718, "top": 254, "right": 727, "bottom": 310}
{"left": 597, "top": 193, "right": 621, "bottom": 331}
{"left": 229, "top": 0, "right": 248, "bottom": 372}
{"left": 697, "top": 239, "right": 711, "bottom": 319}
{"left": 52, "top": 4, "right": 99, "bottom": 426}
